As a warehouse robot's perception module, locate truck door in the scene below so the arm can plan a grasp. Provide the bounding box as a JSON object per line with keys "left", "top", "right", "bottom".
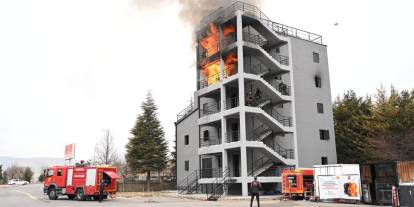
{"left": 55, "top": 168, "right": 67, "bottom": 188}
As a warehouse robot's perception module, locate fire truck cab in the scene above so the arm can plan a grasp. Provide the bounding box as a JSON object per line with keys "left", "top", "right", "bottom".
{"left": 43, "top": 165, "right": 120, "bottom": 201}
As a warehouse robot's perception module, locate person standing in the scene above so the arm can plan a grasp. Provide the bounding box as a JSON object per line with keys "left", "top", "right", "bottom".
{"left": 250, "top": 176, "right": 262, "bottom": 207}
{"left": 98, "top": 178, "right": 106, "bottom": 202}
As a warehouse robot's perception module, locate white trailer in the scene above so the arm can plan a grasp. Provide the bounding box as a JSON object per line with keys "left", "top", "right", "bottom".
{"left": 314, "top": 164, "right": 361, "bottom": 200}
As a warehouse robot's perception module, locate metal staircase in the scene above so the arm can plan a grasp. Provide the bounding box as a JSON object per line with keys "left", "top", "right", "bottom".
{"left": 252, "top": 123, "right": 273, "bottom": 142}
{"left": 177, "top": 170, "right": 199, "bottom": 194}
{"left": 249, "top": 155, "right": 273, "bottom": 177}
{"left": 206, "top": 168, "right": 236, "bottom": 200}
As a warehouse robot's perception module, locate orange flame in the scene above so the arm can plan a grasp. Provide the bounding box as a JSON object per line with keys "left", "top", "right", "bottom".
{"left": 223, "top": 25, "right": 236, "bottom": 37}
{"left": 224, "top": 52, "right": 237, "bottom": 78}
{"left": 200, "top": 23, "right": 219, "bottom": 57}
{"left": 202, "top": 60, "right": 221, "bottom": 85}
{"left": 199, "top": 23, "right": 237, "bottom": 86}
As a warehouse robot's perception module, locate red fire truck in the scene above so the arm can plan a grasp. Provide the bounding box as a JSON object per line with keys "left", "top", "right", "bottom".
{"left": 43, "top": 165, "right": 121, "bottom": 201}
{"left": 282, "top": 168, "right": 314, "bottom": 200}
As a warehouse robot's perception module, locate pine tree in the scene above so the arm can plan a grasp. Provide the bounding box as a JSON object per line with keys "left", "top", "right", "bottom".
{"left": 334, "top": 90, "right": 374, "bottom": 163}
{"left": 125, "top": 92, "right": 168, "bottom": 190}
{"left": 23, "top": 167, "right": 33, "bottom": 183}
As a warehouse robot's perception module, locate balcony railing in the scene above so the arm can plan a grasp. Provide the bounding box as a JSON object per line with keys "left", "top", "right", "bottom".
{"left": 226, "top": 130, "right": 240, "bottom": 143}
{"left": 199, "top": 168, "right": 223, "bottom": 179}
{"left": 177, "top": 102, "right": 195, "bottom": 121}
{"left": 225, "top": 96, "right": 239, "bottom": 110}
{"left": 200, "top": 103, "right": 220, "bottom": 117}
{"left": 199, "top": 70, "right": 221, "bottom": 89}
{"left": 200, "top": 135, "right": 222, "bottom": 148}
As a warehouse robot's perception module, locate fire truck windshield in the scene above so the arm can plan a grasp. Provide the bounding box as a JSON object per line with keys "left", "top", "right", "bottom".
{"left": 47, "top": 169, "right": 54, "bottom": 177}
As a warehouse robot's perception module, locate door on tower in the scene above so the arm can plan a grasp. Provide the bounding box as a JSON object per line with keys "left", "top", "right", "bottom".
{"left": 202, "top": 158, "right": 213, "bottom": 178}
{"left": 233, "top": 154, "right": 240, "bottom": 177}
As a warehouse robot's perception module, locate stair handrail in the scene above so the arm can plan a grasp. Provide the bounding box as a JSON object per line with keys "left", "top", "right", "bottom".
{"left": 250, "top": 63, "right": 269, "bottom": 75}
{"left": 248, "top": 155, "right": 272, "bottom": 176}
{"left": 265, "top": 141, "right": 295, "bottom": 159}
{"left": 207, "top": 168, "right": 234, "bottom": 200}
{"left": 264, "top": 108, "right": 292, "bottom": 127}
{"left": 177, "top": 169, "right": 199, "bottom": 194}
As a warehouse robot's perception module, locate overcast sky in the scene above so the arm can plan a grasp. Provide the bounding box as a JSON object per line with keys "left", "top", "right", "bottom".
{"left": 0, "top": 0, "right": 413, "bottom": 159}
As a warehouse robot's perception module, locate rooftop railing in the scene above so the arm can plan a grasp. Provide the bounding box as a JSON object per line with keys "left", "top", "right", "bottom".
{"left": 177, "top": 102, "right": 195, "bottom": 121}
{"left": 201, "top": 1, "right": 323, "bottom": 45}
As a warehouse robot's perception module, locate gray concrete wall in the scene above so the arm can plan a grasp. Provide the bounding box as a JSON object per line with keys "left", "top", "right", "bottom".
{"left": 289, "top": 38, "right": 337, "bottom": 167}
{"left": 176, "top": 109, "right": 199, "bottom": 185}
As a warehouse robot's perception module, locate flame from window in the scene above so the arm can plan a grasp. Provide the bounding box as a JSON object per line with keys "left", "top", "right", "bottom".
{"left": 200, "top": 23, "right": 219, "bottom": 57}
{"left": 200, "top": 23, "right": 237, "bottom": 86}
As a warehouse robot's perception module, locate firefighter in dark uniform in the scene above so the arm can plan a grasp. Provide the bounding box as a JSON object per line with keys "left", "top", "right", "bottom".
{"left": 99, "top": 177, "right": 106, "bottom": 202}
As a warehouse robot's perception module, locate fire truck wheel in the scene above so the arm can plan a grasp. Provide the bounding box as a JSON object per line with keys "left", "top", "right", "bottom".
{"left": 75, "top": 189, "right": 85, "bottom": 201}
{"left": 48, "top": 188, "right": 58, "bottom": 200}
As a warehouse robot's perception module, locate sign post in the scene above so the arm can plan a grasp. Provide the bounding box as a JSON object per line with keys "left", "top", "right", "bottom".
{"left": 64, "top": 143, "right": 76, "bottom": 165}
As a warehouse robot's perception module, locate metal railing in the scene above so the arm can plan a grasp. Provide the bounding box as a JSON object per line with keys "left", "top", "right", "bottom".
{"left": 227, "top": 1, "right": 323, "bottom": 44}
{"left": 259, "top": 165, "right": 295, "bottom": 177}
{"left": 264, "top": 108, "right": 293, "bottom": 127}
{"left": 198, "top": 70, "right": 221, "bottom": 89}
{"left": 177, "top": 102, "right": 195, "bottom": 121}
{"left": 248, "top": 123, "right": 272, "bottom": 141}
{"left": 206, "top": 168, "right": 235, "bottom": 200}
{"left": 270, "top": 81, "right": 291, "bottom": 96}
{"left": 200, "top": 103, "right": 220, "bottom": 117}
{"left": 268, "top": 50, "right": 289, "bottom": 66}
{"left": 200, "top": 135, "right": 222, "bottom": 148}
{"left": 249, "top": 155, "right": 273, "bottom": 176}
{"left": 226, "top": 130, "right": 240, "bottom": 143}
{"left": 225, "top": 96, "right": 239, "bottom": 109}
{"left": 249, "top": 63, "right": 269, "bottom": 76}
{"left": 243, "top": 31, "right": 290, "bottom": 66}
{"left": 265, "top": 142, "right": 295, "bottom": 159}
{"left": 199, "top": 168, "right": 223, "bottom": 179}
{"left": 177, "top": 170, "right": 199, "bottom": 194}
{"left": 243, "top": 31, "right": 267, "bottom": 46}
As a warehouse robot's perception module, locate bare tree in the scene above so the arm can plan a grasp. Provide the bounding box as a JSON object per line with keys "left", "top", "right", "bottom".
{"left": 93, "top": 129, "right": 119, "bottom": 165}
{"left": 5, "top": 164, "right": 24, "bottom": 180}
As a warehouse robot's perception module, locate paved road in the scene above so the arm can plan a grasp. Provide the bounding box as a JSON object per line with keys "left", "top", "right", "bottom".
{"left": 0, "top": 184, "right": 384, "bottom": 207}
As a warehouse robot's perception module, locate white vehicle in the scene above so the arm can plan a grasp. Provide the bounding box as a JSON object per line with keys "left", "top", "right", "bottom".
{"left": 8, "top": 179, "right": 29, "bottom": 185}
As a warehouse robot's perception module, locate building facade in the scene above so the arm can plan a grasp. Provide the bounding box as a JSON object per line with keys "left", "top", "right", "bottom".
{"left": 175, "top": 2, "right": 337, "bottom": 197}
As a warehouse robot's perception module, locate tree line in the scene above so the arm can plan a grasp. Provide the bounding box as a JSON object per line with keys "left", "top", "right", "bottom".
{"left": 334, "top": 86, "right": 414, "bottom": 163}
{"left": 0, "top": 164, "right": 33, "bottom": 184}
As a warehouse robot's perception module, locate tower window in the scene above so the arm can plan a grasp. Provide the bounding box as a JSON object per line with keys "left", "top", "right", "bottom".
{"left": 321, "top": 157, "right": 328, "bottom": 165}
{"left": 315, "top": 76, "right": 322, "bottom": 88}
{"left": 184, "top": 160, "right": 189, "bottom": 171}
{"left": 184, "top": 135, "right": 189, "bottom": 145}
{"left": 319, "top": 130, "right": 330, "bottom": 140}
{"left": 203, "top": 130, "right": 209, "bottom": 141}
{"left": 313, "top": 52, "right": 320, "bottom": 63}
{"left": 317, "top": 103, "right": 324, "bottom": 113}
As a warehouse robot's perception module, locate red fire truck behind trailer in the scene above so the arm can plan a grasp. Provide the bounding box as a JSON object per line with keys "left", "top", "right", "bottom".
{"left": 282, "top": 169, "right": 314, "bottom": 200}
{"left": 43, "top": 165, "right": 121, "bottom": 201}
